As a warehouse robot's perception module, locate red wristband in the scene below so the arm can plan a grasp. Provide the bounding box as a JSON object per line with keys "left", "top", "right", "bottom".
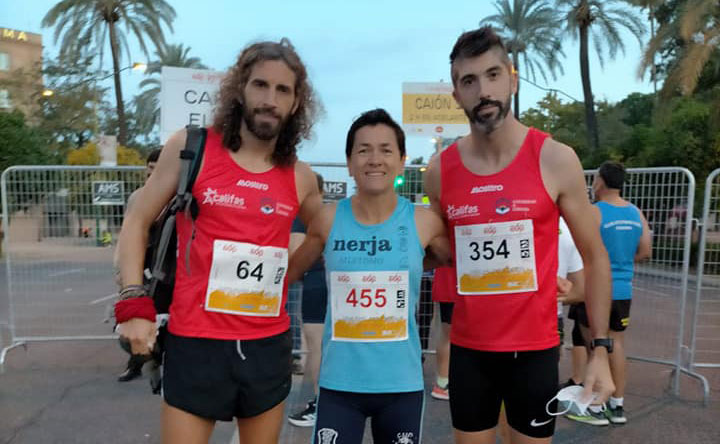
{"left": 115, "top": 297, "right": 157, "bottom": 324}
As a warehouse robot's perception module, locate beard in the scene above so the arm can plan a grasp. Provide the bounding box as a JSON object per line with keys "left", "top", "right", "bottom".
{"left": 243, "top": 106, "right": 287, "bottom": 141}
{"left": 464, "top": 94, "right": 512, "bottom": 134}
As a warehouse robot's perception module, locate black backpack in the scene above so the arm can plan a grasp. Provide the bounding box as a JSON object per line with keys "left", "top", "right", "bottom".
{"left": 145, "top": 126, "right": 206, "bottom": 394}
{"left": 145, "top": 126, "right": 207, "bottom": 313}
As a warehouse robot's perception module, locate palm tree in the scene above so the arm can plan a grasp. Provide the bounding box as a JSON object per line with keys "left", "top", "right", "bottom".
{"left": 42, "top": 0, "right": 176, "bottom": 146}
{"left": 640, "top": 0, "right": 720, "bottom": 99}
{"left": 556, "top": 0, "right": 645, "bottom": 152}
{"left": 626, "top": 0, "right": 665, "bottom": 93}
{"left": 134, "top": 43, "right": 207, "bottom": 135}
{"left": 481, "top": 0, "right": 565, "bottom": 118}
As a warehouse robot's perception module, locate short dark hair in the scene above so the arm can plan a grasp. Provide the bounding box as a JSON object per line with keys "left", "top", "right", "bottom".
{"left": 147, "top": 148, "right": 161, "bottom": 164}
{"left": 450, "top": 26, "right": 511, "bottom": 83}
{"left": 345, "top": 108, "right": 406, "bottom": 159}
{"left": 598, "top": 161, "right": 626, "bottom": 189}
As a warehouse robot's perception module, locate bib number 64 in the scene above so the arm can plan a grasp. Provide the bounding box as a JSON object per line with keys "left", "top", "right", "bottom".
{"left": 237, "top": 261, "right": 264, "bottom": 281}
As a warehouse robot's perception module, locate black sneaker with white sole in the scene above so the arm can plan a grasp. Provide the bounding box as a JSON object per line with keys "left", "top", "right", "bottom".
{"left": 605, "top": 405, "right": 627, "bottom": 424}
{"left": 287, "top": 399, "right": 317, "bottom": 427}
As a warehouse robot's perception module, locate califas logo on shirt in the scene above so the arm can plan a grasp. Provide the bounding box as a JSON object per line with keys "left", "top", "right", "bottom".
{"left": 236, "top": 179, "right": 269, "bottom": 191}
{"left": 202, "top": 188, "right": 246, "bottom": 209}
{"left": 332, "top": 236, "right": 391, "bottom": 256}
{"left": 471, "top": 184, "right": 504, "bottom": 194}
{"left": 447, "top": 204, "right": 479, "bottom": 220}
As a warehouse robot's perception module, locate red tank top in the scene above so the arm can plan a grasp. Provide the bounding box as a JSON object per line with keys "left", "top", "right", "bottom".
{"left": 431, "top": 267, "right": 456, "bottom": 303}
{"left": 440, "top": 128, "right": 559, "bottom": 351}
{"left": 170, "top": 128, "right": 298, "bottom": 340}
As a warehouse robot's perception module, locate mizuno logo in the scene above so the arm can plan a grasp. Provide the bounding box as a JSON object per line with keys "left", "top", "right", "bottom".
{"left": 236, "top": 179, "right": 269, "bottom": 191}
{"left": 471, "top": 184, "right": 504, "bottom": 193}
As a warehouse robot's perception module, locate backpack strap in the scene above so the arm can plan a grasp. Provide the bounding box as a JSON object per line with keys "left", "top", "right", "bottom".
{"left": 149, "top": 126, "right": 207, "bottom": 284}
{"left": 173, "top": 125, "right": 207, "bottom": 215}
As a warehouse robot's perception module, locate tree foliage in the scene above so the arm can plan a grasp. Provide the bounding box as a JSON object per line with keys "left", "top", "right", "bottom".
{"left": 66, "top": 141, "right": 144, "bottom": 166}
{"left": 66, "top": 142, "right": 101, "bottom": 165}
{"left": 0, "top": 53, "right": 109, "bottom": 156}
{"left": 481, "top": 0, "right": 564, "bottom": 116}
{"left": 522, "top": 91, "right": 720, "bottom": 188}
{"left": 0, "top": 111, "right": 54, "bottom": 172}
{"left": 42, "top": 0, "right": 176, "bottom": 146}
{"left": 555, "top": 0, "right": 645, "bottom": 152}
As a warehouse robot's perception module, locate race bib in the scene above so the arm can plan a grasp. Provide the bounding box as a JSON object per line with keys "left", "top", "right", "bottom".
{"left": 329, "top": 271, "right": 409, "bottom": 342}
{"left": 205, "top": 240, "right": 287, "bottom": 317}
{"left": 455, "top": 219, "right": 538, "bottom": 295}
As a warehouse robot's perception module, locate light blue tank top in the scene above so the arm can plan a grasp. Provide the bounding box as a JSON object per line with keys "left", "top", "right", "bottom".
{"left": 596, "top": 202, "right": 643, "bottom": 300}
{"left": 318, "top": 197, "right": 424, "bottom": 393}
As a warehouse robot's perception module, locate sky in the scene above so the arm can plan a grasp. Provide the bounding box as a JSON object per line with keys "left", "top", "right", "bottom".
{"left": 2, "top": 0, "right": 655, "bottom": 164}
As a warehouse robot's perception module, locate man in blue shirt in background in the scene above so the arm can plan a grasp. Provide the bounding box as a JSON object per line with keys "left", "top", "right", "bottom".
{"left": 569, "top": 161, "right": 652, "bottom": 426}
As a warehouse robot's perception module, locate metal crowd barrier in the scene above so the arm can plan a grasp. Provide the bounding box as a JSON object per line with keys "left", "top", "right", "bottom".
{"left": 1, "top": 163, "right": 711, "bottom": 407}
{"left": 0, "top": 164, "right": 440, "bottom": 368}
{"left": 1, "top": 166, "right": 145, "bottom": 366}
{"left": 692, "top": 168, "right": 720, "bottom": 373}
{"left": 584, "top": 167, "right": 709, "bottom": 403}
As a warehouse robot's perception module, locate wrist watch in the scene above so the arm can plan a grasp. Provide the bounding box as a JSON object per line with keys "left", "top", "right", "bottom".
{"left": 591, "top": 337, "right": 614, "bottom": 353}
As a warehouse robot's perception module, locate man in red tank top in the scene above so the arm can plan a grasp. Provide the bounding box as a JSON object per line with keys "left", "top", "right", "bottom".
{"left": 424, "top": 27, "right": 615, "bottom": 444}
{"left": 114, "top": 39, "right": 322, "bottom": 443}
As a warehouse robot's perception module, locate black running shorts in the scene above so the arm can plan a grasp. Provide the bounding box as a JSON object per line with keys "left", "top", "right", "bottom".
{"left": 572, "top": 300, "right": 632, "bottom": 332}
{"left": 163, "top": 330, "right": 292, "bottom": 421}
{"left": 314, "top": 388, "right": 424, "bottom": 444}
{"left": 571, "top": 318, "right": 585, "bottom": 347}
{"left": 449, "top": 344, "right": 559, "bottom": 438}
{"left": 439, "top": 302, "right": 454, "bottom": 324}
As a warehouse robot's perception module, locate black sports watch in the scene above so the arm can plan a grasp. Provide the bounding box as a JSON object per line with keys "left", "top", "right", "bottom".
{"left": 591, "top": 338, "right": 614, "bottom": 353}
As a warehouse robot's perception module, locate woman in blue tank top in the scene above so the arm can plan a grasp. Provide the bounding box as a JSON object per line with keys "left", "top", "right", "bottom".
{"left": 288, "top": 109, "right": 449, "bottom": 444}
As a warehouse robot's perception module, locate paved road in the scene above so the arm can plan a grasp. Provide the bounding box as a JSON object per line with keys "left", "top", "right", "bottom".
{"left": 0, "top": 339, "right": 718, "bottom": 444}
{"left": 1, "top": 247, "right": 719, "bottom": 443}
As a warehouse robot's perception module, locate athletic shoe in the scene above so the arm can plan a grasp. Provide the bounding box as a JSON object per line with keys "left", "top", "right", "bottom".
{"left": 117, "top": 355, "right": 146, "bottom": 382}
{"left": 287, "top": 399, "right": 317, "bottom": 427}
{"left": 430, "top": 384, "right": 449, "bottom": 400}
{"left": 605, "top": 405, "right": 627, "bottom": 424}
{"left": 567, "top": 407, "right": 610, "bottom": 426}
{"left": 117, "top": 365, "right": 142, "bottom": 382}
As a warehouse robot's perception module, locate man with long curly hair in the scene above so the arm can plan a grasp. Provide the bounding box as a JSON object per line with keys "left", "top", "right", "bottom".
{"left": 115, "top": 38, "right": 322, "bottom": 443}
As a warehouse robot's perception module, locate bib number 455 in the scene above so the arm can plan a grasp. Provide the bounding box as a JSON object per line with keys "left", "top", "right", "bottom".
{"left": 346, "top": 288, "right": 387, "bottom": 308}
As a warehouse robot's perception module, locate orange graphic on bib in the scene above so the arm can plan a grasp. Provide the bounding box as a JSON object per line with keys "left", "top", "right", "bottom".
{"left": 206, "top": 289, "right": 281, "bottom": 315}
{"left": 459, "top": 267, "right": 535, "bottom": 293}
{"left": 333, "top": 315, "right": 407, "bottom": 340}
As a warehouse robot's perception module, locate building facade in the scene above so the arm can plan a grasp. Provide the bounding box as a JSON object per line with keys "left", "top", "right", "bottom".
{"left": 0, "top": 27, "right": 43, "bottom": 114}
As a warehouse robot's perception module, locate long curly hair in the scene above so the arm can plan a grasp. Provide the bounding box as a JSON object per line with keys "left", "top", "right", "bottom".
{"left": 212, "top": 38, "right": 320, "bottom": 166}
